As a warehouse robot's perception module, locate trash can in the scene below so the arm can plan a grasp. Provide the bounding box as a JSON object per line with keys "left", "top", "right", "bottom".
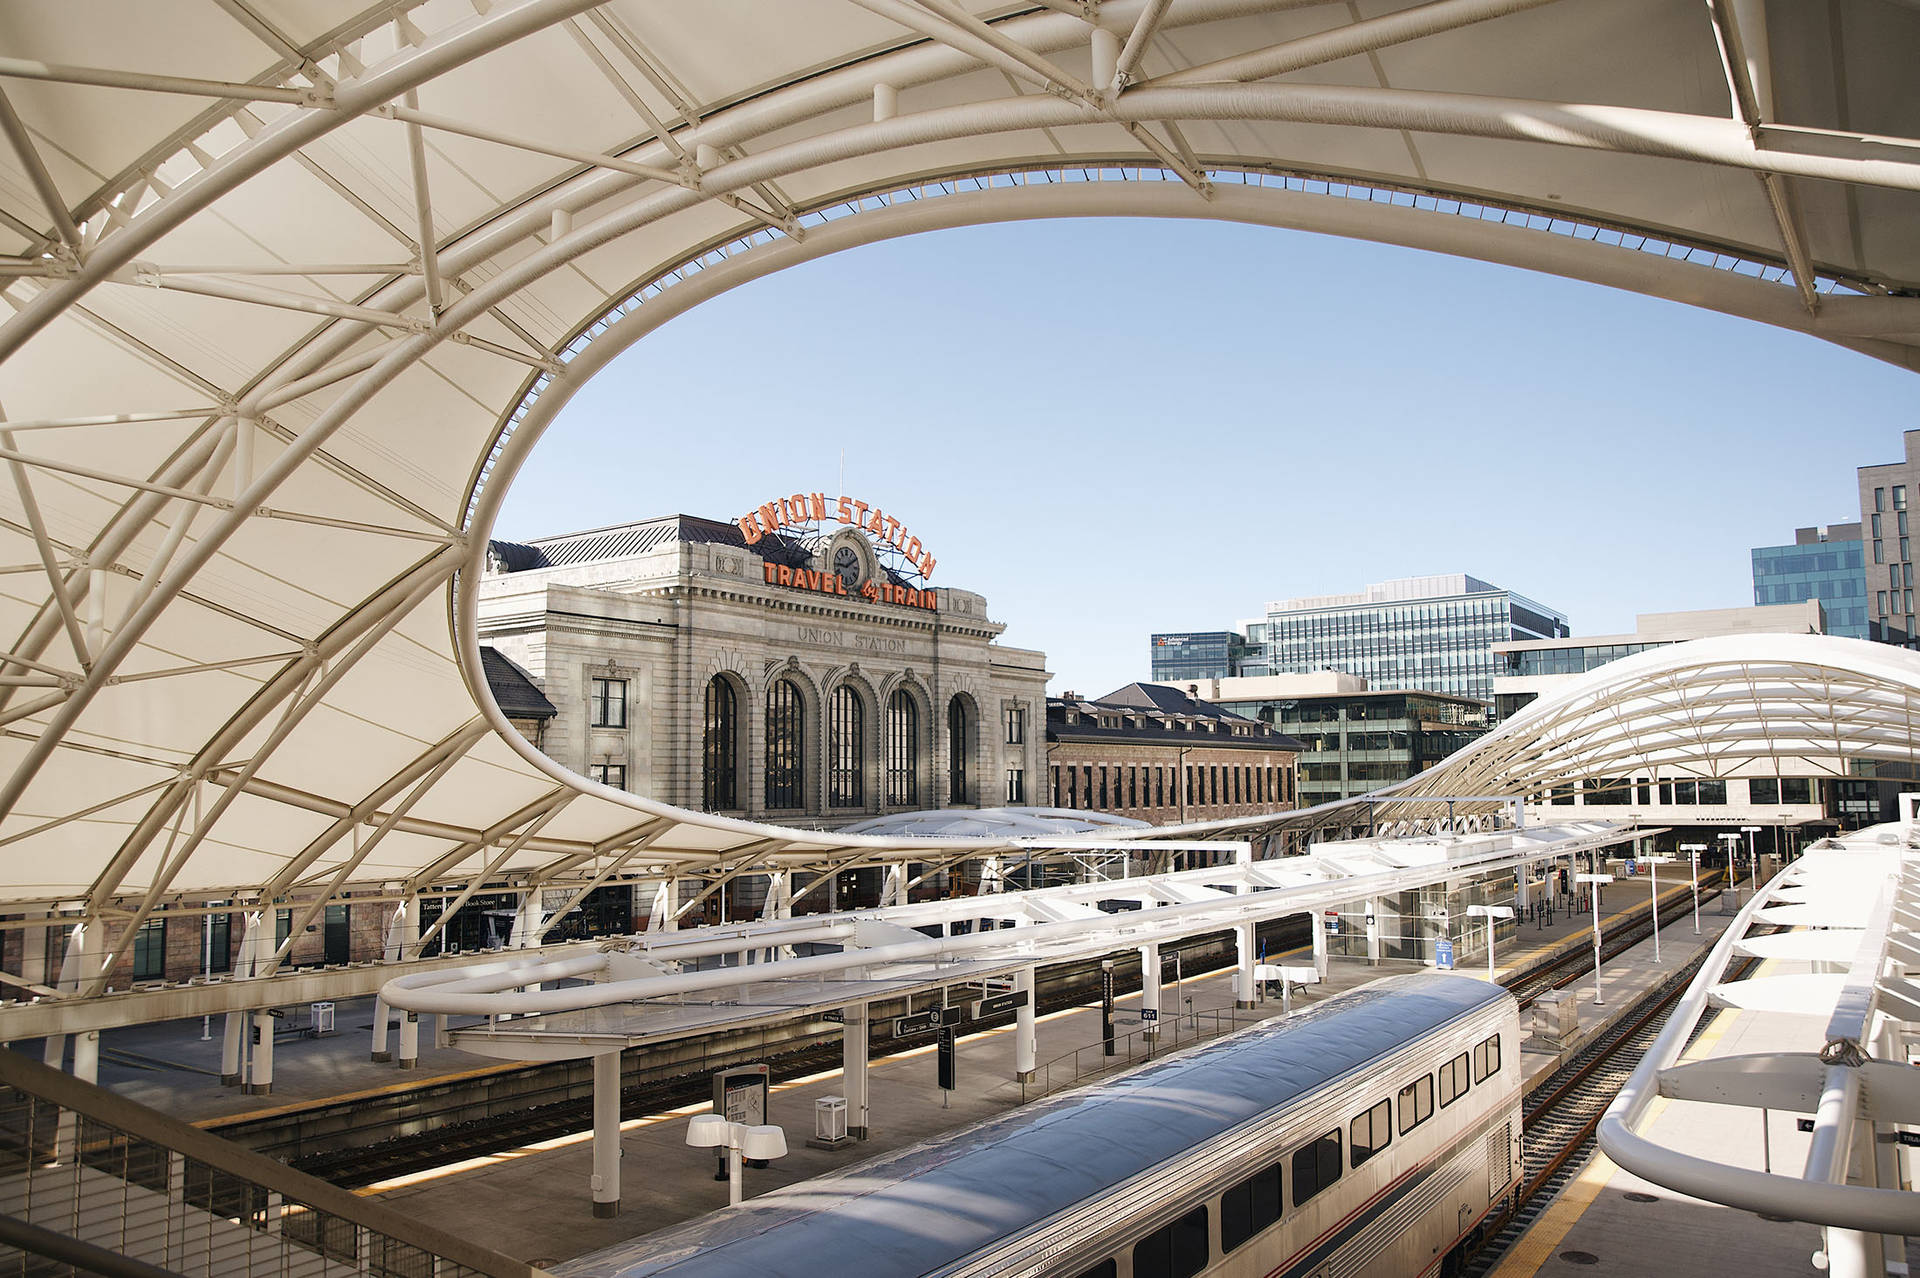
{"left": 310, "top": 1001, "right": 335, "bottom": 1035}
{"left": 807, "top": 1095, "right": 851, "bottom": 1150}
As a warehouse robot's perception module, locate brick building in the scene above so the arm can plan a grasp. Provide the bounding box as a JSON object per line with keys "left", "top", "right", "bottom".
{"left": 1045, "top": 684, "right": 1301, "bottom": 826}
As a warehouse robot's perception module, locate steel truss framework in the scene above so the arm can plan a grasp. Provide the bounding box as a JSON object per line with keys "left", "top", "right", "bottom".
{"left": 0, "top": 2, "right": 1914, "bottom": 1014}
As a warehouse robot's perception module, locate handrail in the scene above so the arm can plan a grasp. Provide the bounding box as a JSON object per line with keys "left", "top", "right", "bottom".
{"left": 0, "top": 1048, "right": 545, "bottom": 1278}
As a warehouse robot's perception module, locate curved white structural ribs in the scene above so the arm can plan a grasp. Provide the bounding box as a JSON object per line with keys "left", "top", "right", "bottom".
{"left": 0, "top": 1, "right": 1914, "bottom": 992}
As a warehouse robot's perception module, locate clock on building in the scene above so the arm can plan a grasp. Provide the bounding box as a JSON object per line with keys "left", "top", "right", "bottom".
{"left": 834, "top": 544, "right": 862, "bottom": 589}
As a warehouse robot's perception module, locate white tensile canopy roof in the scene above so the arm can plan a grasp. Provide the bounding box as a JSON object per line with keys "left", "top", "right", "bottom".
{"left": 0, "top": 1, "right": 1915, "bottom": 987}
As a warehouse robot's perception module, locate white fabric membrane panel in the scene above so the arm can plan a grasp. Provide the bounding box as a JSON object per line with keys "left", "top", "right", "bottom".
{"left": 0, "top": 0, "right": 1907, "bottom": 927}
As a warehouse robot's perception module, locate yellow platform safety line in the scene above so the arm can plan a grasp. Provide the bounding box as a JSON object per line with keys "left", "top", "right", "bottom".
{"left": 1486, "top": 947, "right": 1750, "bottom": 1277}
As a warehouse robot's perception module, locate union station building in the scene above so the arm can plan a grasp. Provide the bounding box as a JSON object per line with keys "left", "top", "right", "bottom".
{"left": 477, "top": 493, "right": 1051, "bottom": 831}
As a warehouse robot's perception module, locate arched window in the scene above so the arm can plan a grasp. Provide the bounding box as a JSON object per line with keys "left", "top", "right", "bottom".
{"left": 886, "top": 690, "right": 918, "bottom": 806}
{"left": 765, "top": 679, "right": 805, "bottom": 809}
{"left": 829, "top": 685, "right": 864, "bottom": 808}
{"left": 947, "top": 697, "right": 970, "bottom": 804}
{"left": 702, "top": 676, "right": 737, "bottom": 811}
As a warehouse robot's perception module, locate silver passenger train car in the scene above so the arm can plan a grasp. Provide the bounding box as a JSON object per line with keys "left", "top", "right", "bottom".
{"left": 562, "top": 973, "right": 1522, "bottom": 1278}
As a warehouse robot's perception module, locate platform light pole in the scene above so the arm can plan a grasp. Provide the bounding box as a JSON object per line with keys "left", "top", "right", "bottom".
{"left": 1638, "top": 855, "right": 1674, "bottom": 962}
{"left": 686, "top": 1115, "right": 788, "bottom": 1206}
{"left": 1679, "top": 843, "right": 1706, "bottom": 934}
{"left": 1575, "top": 873, "right": 1614, "bottom": 1006}
{"left": 1465, "top": 904, "right": 1515, "bottom": 981}
{"left": 1717, "top": 831, "right": 1741, "bottom": 896}
{"left": 1740, "top": 824, "right": 1762, "bottom": 886}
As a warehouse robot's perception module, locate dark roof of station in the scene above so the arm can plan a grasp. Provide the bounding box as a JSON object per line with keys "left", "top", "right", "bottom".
{"left": 479, "top": 648, "right": 557, "bottom": 722}
{"left": 1047, "top": 683, "right": 1303, "bottom": 753}
{"left": 487, "top": 514, "right": 813, "bottom": 573}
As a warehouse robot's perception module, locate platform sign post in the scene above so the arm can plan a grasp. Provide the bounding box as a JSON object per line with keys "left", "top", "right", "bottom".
{"left": 1638, "top": 855, "right": 1675, "bottom": 962}
{"left": 1575, "top": 874, "right": 1614, "bottom": 1006}
{"left": 1103, "top": 958, "right": 1117, "bottom": 1052}
{"left": 1679, "top": 843, "right": 1705, "bottom": 934}
{"left": 937, "top": 1025, "right": 956, "bottom": 1092}
{"left": 713, "top": 1064, "right": 770, "bottom": 1173}
{"left": 1465, "top": 905, "right": 1514, "bottom": 981}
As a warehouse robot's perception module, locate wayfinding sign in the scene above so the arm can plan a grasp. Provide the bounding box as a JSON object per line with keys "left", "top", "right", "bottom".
{"left": 1435, "top": 939, "right": 1455, "bottom": 970}
{"left": 972, "top": 989, "right": 1029, "bottom": 1019}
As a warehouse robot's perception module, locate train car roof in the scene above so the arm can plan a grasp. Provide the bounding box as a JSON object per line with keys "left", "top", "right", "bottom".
{"left": 560, "top": 973, "right": 1508, "bottom": 1278}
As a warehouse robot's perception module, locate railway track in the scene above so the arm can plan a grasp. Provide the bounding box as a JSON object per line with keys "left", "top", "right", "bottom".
{"left": 1460, "top": 937, "right": 1761, "bottom": 1276}
{"left": 1503, "top": 870, "right": 1727, "bottom": 1011}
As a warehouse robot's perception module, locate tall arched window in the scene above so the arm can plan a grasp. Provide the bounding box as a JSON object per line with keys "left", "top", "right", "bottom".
{"left": 947, "top": 697, "right": 970, "bottom": 804}
{"left": 829, "top": 685, "right": 864, "bottom": 808}
{"left": 765, "top": 678, "right": 805, "bottom": 810}
{"left": 886, "top": 690, "right": 918, "bottom": 806}
{"left": 702, "top": 676, "right": 737, "bottom": 811}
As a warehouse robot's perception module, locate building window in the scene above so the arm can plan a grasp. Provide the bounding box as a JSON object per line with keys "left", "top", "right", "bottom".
{"left": 829, "top": 685, "right": 865, "bottom": 808}
{"left": 1876, "top": 541, "right": 1886, "bottom": 564}
{"left": 1903, "top": 511, "right": 1911, "bottom": 536}
{"left": 132, "top": 915, "right": 166, "bottom": 981}
{"left": 1903, "top": 538, "right": 1911, "bottom": 562}
{"left": 1874, "top": 513, "right": 1883, "bottom": 537}
{"left": 1876, "top": 487, "right": 1887, "bottom": 513}
{"left": 589, "top": 762, "right": 626, "bottom": 790}
{"left": 886, "top": 690, "right": 918, "bottom": 806}
{"left": 590, "top": 676, "right": 627, "bottom": 728}
{"left": 1881, "top": 591, "right": 1890, "bottom": 616}
{"left": 1004, "top": 705, "right": 1026, "bottom": 745}
{"left": 703, "top": 677, "right": 738, "bottom": 810}
{"left": 1897, "top": 485, "right": 1908, "bottom": 510}
{"left": 206, "top": 908, "right": 232, "bottom": 974}
{"left": 948, "top": 698, "right": 971, "bottom": 804}
{"left": 1005, "top": 767, "right": 1025, "bottom": 804}
{"left": 765, "top": 679, "right": 805, "bottom": 809}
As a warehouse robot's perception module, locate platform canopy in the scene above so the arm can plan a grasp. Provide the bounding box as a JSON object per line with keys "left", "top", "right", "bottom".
{"left": 0, "top": 1, "right": 1915, "bottom": 978}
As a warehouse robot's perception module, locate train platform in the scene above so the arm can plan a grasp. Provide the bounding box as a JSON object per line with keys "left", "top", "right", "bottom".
{"left": 1487, "top": 955, "right": 1880, "bottom": 1278}
{"left": 20, "top": 872, "right": 1712, "bottom": 1129}
{"left": 342, "top": 883, "right": 1731, "bottom": 1270}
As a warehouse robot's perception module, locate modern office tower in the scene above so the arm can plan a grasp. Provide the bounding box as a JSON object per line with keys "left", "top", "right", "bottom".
{"left": 1148, "top": 630, "right": 1250, "bottom": 683}
{"left": 1259, "top": 574, "right": 1568, "bottom": 702}
{"left": 1751, "top": 525, "right": 1868, "bottom": 639}
{"left": 1859, "top": 429, "right": 1920, "bottom": 646}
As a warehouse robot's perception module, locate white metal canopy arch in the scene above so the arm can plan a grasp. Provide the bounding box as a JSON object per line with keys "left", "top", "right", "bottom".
{"left": 0, "top": 0, "right": 1915, "bottom": 996}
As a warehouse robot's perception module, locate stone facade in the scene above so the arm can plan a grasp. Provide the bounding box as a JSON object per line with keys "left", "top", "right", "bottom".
{"left": 477, "top": 514, "right": 1051, "bottom": 830}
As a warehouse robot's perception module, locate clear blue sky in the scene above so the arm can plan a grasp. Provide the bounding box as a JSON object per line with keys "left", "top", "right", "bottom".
{"left": 496, "top": 217, "right": 1920, "bottom": 698}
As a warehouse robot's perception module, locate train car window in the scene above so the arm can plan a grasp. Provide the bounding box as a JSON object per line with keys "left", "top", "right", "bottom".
{"left": 1350, "top": 1099, "right": 1392, "bottom": 1168}
{"left": 1474, "top": 1034, "right": 1502, "bottom": 1083}
{"left": 1073, "top": 1262, "right": 1116, "bottom": 1278}
{"left": 1221, "top": 1163, "right": 1282, "bottom": 1252}
{"left": 1132, "top": 1205, "right": 1208, "bottom": 1278}
{"left": 1290, "top": 1129, "right": 1342, "bottom": 1207}
{"left": 1398, "top": 1076, "right": 1434, "bottom": 1134}
{"left": 1439, "top": 1053, "right": 1471, "bottom": 1107}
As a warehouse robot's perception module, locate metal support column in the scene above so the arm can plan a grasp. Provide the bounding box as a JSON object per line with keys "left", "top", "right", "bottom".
{"left": 1366, "top": 897, "right": 1382, "bottom": 965}
{"left": 1310, "top": 910, "right": 1328, "bottom": 983}
{"left": 842, "top": 1001, "right": 869, "bottom": 1140}
{"left": 591, "top": 1050, "right": 621, "bottom": 1217}
{"left": 398, "top": 1009, "right": 420, "bottom": 1069}
{"left": 370, "top": 996, "right": 392, "bottom": 1062}
{"left": 220, "top": 1012, "right": 243, "bottom": 1084}
{"left": 245, "top": 1010, "right": 274, "bottom": 1095}
{"left": 1014, "top": 964, "right": 1035, "bottom": 1081}
{"left": 1140, "top": 944, "right": 1160, "bottom": 1040}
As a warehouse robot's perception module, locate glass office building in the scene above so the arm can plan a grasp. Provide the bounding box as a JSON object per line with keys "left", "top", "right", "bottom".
{"left": 1216, "top": 689, "right": 1489, "bottom": 806}
{"left": 1751, "top": 524, "right": 1868, "bottom": 639}
{"left": 1260, "top": 575, "right": 1568, "bottom": 702}
{"left": 1149, "top": 630, "right": 1250, "bottom": 683}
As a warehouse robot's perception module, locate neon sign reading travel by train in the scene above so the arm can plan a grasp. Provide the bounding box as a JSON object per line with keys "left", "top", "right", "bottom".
{"left": 737, "top": 492, "right": 936, "bottom": 581}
